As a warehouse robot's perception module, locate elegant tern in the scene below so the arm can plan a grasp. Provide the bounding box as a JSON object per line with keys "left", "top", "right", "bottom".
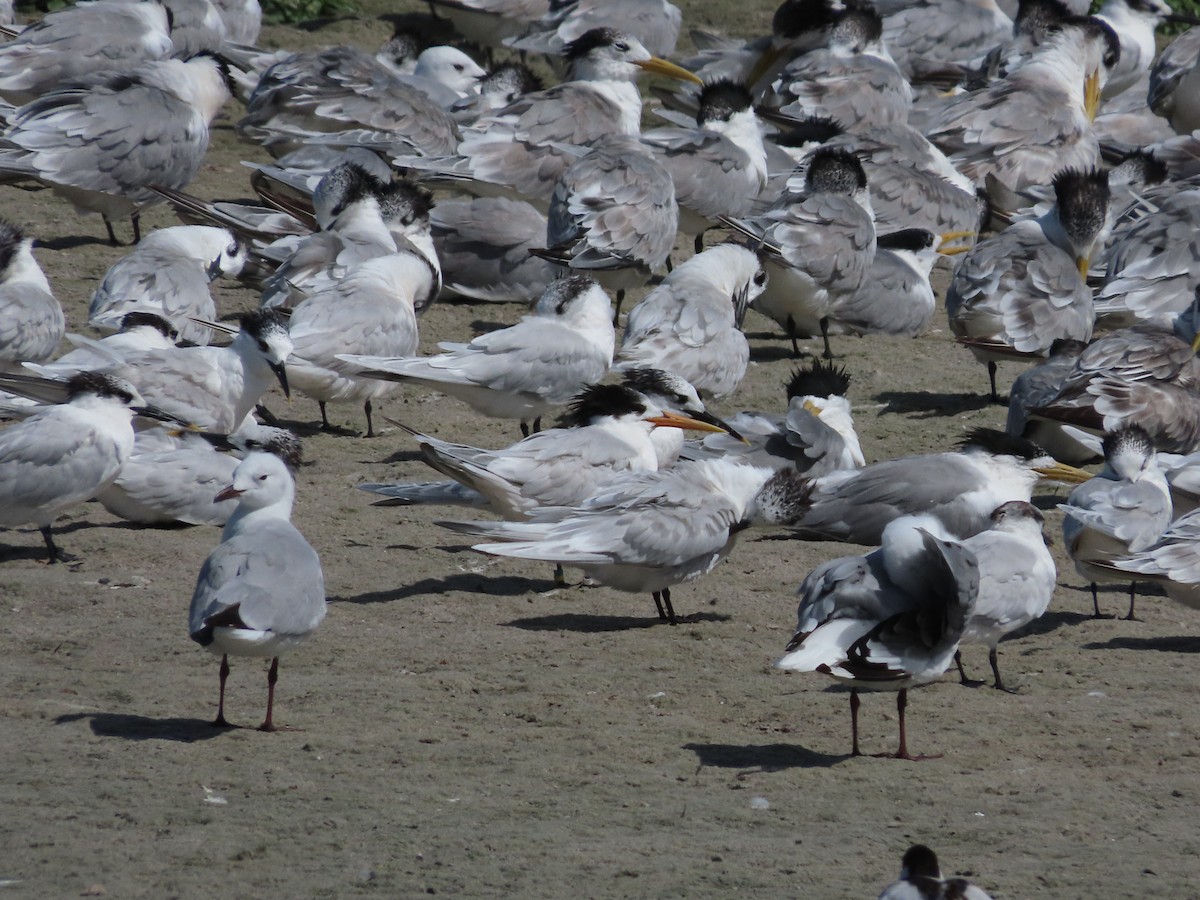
{"left": 338, "top": 275, "right": 614, "bottom": 436}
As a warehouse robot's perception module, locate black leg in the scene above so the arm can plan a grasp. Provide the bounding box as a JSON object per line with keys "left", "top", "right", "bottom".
{"left": 652, "top": 591, "right": 667, "bottom": 620}
{"left": 787, "top": 315, "right": 800, "bottom": 358}
{"left": 819, "top": 316, "right": 833, "bottom": 359}
{"left": 612, "top": 290, "right": 625, "bottom": 326}
{"left": 102, "top": 216, "right": 119, "bottom": 246}
{"left": 520, "top": 420, "right": 530, "bottom": 438}
{"left": 1090, "top": 582, "right": 1111, "bottom": 619}
{"left": 849, "top": 688, "right": 861, "bottom": 757}
{"left": 214, "top": 654, "right": 231, "bottom": 727}
{"left": 693, "top": 232, "right": 705, "bottom": 255}
{"left": 987, "top": 361, "right": 999, "bottom": 404}
{"left": 39, "top": 526, "right": 76, "bottom": 564}
{"left": 319, "top": 401, "right": 332, "bottom": 431}
{"left": 131, "top": 211, "right": 142, "bottom": 244}
{"left": 989, "top": 646, "right": 1016, "bottom": 693}
{"left": 364, "top": 399, "right": 374, "bottom": 438}
{"left": 661, "top": 587, "right": 677, "bottom": 624}
{"left": 1122, "top": 582, "right": 1139, "bottom": 621}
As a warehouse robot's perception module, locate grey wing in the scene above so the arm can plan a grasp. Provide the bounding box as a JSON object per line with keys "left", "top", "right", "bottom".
{"left": 771, "top": 196, "right": 875, "bottom": 292}
{"left": 0, "top": 282, "right": 64, "bottom": 365}
{"left": 796, "top": 454, "right": 985, "bottom": 544}
{"left": 792, "top": 553, "right": 889, "bottom": 635}
{"left": 0, "top": 408, "right": 126, "bottom": 526}
{"left": 862, "top": 158, "right": 982, "bottom": 236}
{"left": 1061, "top": 479, "right": 1172, "bottom": 551}
{"left": 90, "top": 253, "right": 215, "bottom": 330}
{"left": 1149, "top": 28, "right": 1200, "bottom": 118}
{"left": 188, "top": 522, "right": 325, "bottom": 640}
{"left": 646, "top": 128, "right": 761, "bottom": 219}
{"left": 829, "top": 248, "right": 934, "bottom": 337}
{"left": 548, "top": 144, "right": 677, "bottom": 270}
{"left": 9, "top": 78, "right": 209, "bottom": 202}
{"left": 773, "top": 53, "right": 911, "bottom": 130}
{"left": 780, "top": 402, "right": 854, "bottom": 476}
{"left": 431, "top": 197, "right": 554, "bottom": 302}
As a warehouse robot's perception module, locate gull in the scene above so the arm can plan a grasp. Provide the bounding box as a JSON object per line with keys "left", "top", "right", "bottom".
{"left": 398, "top": 28, "right": 701, "bottom": 205}
{"left": 286, "top": 251, "right": 438, "bottom": 437}
{"left": 792, "top": 427, "right": 1092, "bottom": 545}
{"left": 338, "top": 275, "right": 614, "bottom": 436}
{"left": 1061, "top": 424, "right": 1173, "bottom": 619}
{"left": 616, "top": 242, "right": 766, "bottom": 399}
{"left": 1092, "top": 507, "right": 1200, "bottom": 610}
{"left": 188, "top": 451, "right": 326, "bottom": 731}
{"left": 723, "top": 147, "right": 876, "bottom": 359}
{"left": 925, "top": 16, "right": 1118, "bottom": 196}
{"left": 878, "top": 845, "right": 995, "bottom": 900}
{"left": 1149, "top": 27, "right": 1200, "bottom": 135}
{"left": 1092, "top": 187, "right": 1200, "bottom": 328}
{"left": 0, "top": 53, "right": 233, "bottom": 244}
{"left": 445, "top": 459, "right": 812, "bottom": 623}
{"left": 641, "top": 79, "right": 769, "bottom": 252}
{"left": 953, "top": 500, "right": 1056, "bottom": 692}
{"left": 0, "top": 220, "right": 64, "bottom": 375}
{"left": 946, "top": 168, "right": 1110, "bottom": 402}
{"left": 212, "top": 0, "right": 262, "bottom": 45}
{"left": 777, "top": 514, "right": 979, "bottom": 760}
{"left": 0, "top": 371, "right": 186, "bottom": 562}
{"left": 682, "top": 358, "right": 864, "bottom": 476}
{"left": 98, "top": 422, "right": 301, "bottom": 527}
{"left": 1004, "top": 337, "right": 1094, "bottom": 464}
{"left": 88, "top": 225, "right": 246, "bottom": 344}
{"left": 360, "top": 381, "right": 731, "bottom": 518}
{"left": 235, "top": 44, "right": 460, "bottom": 159}
{"left": 536, "top": 133, "right": 678, "bottom": 317}
{"left": 1030, "top": 316, "right": 1200, "bottom": 453}
{"left": 1094, "top": 0, "right": 1174, "bottom": 100}
{"left": 430, "top": 197, "right": 556, "bottom": 303}
{"left": 0, "top": 0, "right": 173, "bottom": 105}
{"left": 259, "top": 175, "right": 439, "bottom": 312}
{"left": 103, "top": 308, "right": 292, "bottom": 433}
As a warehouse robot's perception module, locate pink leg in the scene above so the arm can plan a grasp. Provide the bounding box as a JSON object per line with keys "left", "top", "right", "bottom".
{"left": 213, "top": 654, "right": 231, "bottom": 727}
{"left": 259, "top": 657, "right": 279, "bottom": 732}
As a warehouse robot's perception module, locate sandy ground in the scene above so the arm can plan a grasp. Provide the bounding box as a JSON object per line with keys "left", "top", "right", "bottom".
{"left": 4, "top": 2, "right": 1200, "bottom": 897}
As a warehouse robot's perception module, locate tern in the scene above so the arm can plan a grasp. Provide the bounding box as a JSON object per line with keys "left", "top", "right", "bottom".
{"left": 878, "top": 845, "right": 995, "bottom": 900}
{"left": 338, "top": 275, "right": 614, "bottom": 436}
{"left": 0, "top": 220, "right": 64, "bottom": 375}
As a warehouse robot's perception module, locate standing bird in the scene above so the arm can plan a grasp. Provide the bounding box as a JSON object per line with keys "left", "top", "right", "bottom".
{"left": 188, "top": 452, "right": 326, "bottom": 731}
{"left": 617, "top": 242, "right": 767, "bottom": 398}
{"left": 1061, "top": 424, "right": 1172, "bottom": 619}
{"left": 286, "top": 251, "right": 438, "bottom": 437}
{"left": 777, "top": 515, "right": 980, "bottom": 760}
{"left": 536, "top": 133, "right": 678, "bottom": 319}
{"left": 723, "top": 147, "right": 876, "bottom": 359}
{"left": 0, "top": 220, "right": 64, "bottom": 375}
{"left": 446, "top": 460, "right": 812, "bottom": 623}
{"left": 0, "top": 372, "right": 183, "bottom": 562}
{"left": 946, "top": 168, "right": 1110, "bottom": 402}
{"left": 0, "top": 54, "right": 233, "bottom": 244}
{"left": 339, "top": 275, "right": 614, "bottom": 436}
{"left": 954, "top": 501, "right": 1057, "bottom": 692}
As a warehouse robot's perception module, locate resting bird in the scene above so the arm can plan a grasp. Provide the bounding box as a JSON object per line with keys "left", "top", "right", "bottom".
{"left": 777, "top": 514, "right": 980, "bottom": 759}
{"left": 187, "top": 452, "right": 327, "bottom": 731}
{"left": 878, "top": 844, "right": 996, "bottom": 900}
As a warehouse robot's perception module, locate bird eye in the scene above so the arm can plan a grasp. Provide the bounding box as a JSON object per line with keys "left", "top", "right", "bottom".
{"left": 615, "top": 41, "right": 630, "bottom": 51}
{"left": 753, "top": 271, "right": 767, "bottom": 286}
{"left": 257, "top": 474, "right": 269, "bottom": 481}
{"left": 454, "top": 63, "right": 464, "bottom": 72}
{"left": 257, "top": 339, "right": 269, "bottom": 352}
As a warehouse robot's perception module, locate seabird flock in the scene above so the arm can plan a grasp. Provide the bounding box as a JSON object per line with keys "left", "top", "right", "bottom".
{"left": 2, "top": 0, "right": 1200, "bottom": 890}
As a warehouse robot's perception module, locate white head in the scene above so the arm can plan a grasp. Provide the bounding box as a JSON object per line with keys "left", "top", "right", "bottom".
{"left": 215, "top": 451, "right": 296, "bottom": 518}
{"left": 413, "top": 46, "right": 487, "bottom": 95}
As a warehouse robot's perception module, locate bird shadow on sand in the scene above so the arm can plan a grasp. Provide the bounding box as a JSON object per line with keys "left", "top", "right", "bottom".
{"left": 37, "top": 234, "right": 117, "bottom": 252}
{"left": 1008, "top": 609, "right": 1094, "bottom": 640}
{"left": 873, "top": 390, "right": 999, "bottom": 419}
{"left": 1082, "top": 635, "right": 1200, "bottom": 654}
{"left": 505, "top": 611, "right": 732, "bottom": 633}
{"left": 54, "top": 712, "right": 230, "bottom": 743}
{"left": 331, "top": 572, "right": 551, "bottom": 604}
{"left": 683, "top": 742, "right": 845, "bottom": 772}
